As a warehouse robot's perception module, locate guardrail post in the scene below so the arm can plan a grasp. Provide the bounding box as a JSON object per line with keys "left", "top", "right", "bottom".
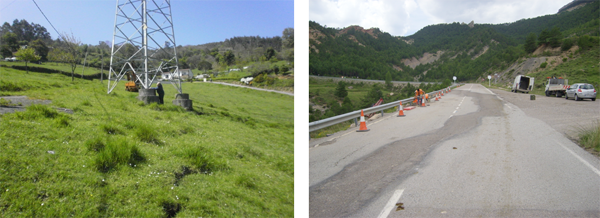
{"left": 354, "top": 117, "right": 358, "bottom": 127}
{"left": 381, "top": 110, "right": 384, "bottom": 117}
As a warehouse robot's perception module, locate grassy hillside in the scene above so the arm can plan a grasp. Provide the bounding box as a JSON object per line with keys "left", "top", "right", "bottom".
{"left": 0, "top": 66, "right": 293, "bottom": 217}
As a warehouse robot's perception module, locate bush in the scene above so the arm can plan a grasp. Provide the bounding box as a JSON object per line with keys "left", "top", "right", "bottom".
{"left": 94, "top": 138, "right": 146, "bottom": 173}
{"left": 16, "top": 104, "right": 58, "bottom": 120}
{"left": 135, "top": 125, "right": 160, "bottom": 144}
{"left": 86, "top": 137, "right": 105, "bottom": 152}
{"left": 185, "top": 146, "right": 229, "bottom": 174}
{"left": 540, "top": 62, "right": 548, "bottom": 68}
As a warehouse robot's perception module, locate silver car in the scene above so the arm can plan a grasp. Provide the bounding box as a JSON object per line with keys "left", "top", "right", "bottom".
{"left": 565, "top": 83, "right": 596, "bottom": 101}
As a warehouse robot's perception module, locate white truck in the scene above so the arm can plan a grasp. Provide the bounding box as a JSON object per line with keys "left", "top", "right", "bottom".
{"left": 544, "top": 77, "right": 568, "bottom": 97}
{"left": 512, "top": 75, "right": 534, "bottom": 93}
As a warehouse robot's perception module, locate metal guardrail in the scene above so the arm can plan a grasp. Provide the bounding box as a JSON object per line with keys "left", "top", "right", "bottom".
{"left": 309, "top": 85, "right": 458, "bottom": 133}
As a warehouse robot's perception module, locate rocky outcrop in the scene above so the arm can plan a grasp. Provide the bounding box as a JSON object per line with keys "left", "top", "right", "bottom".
{"left": 336, "top": 25, "right": 379, "bottom": 39}
{"left": 401, "top": 50, "right": 445, "bottom": 69}
{"left": 468, "top": 21, "right": 474, "bottom": 28}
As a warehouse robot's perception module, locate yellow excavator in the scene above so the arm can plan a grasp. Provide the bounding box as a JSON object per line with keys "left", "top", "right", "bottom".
{"left": 125, "top": 71, "right": 140, "bottom": 92}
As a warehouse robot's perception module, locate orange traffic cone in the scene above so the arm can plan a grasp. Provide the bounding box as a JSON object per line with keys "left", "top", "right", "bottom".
{"left": 397, "top": 103, "right": 406, "bottom": 117}
{"left": 357, "top": 110, "right": 370, "bottom": 132}
{"left": 441, "top": 91, "right": 444, "bottom": 96}
{"left": 421, "top": 101, "right": 426, "bottom": 107}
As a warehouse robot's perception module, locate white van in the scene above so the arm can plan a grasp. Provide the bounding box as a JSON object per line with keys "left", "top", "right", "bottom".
{"left": 512, "top": 75, "right": 534, "bottom": 93}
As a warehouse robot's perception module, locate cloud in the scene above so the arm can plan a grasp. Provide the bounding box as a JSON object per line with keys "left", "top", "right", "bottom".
{"left": 310, "top": 0, "right": 573, "bottom": 37}
{"left": 309, "top": 0, "right": 412, "bottom": 35}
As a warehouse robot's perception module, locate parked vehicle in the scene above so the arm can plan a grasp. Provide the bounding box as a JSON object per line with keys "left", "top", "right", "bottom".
{"left": 545, "top": 77, "right": 568, "bottom": 97}
{"left": 512, "top": 75, "right": 534, "bottom": 93}
{"left": 565, "top": 83, "right": 596, "bottom": 101}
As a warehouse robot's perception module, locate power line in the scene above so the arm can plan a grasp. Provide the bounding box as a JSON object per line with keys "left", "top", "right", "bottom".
{"left": 0, "top": 0, "right": 19, "bottom": 12}
{"left": 31, "top": 0, "right": 65, "bottom": 40}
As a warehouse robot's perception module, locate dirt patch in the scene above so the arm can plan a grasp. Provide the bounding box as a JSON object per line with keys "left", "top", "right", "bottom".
{"left": 0, "top": 96, "right": 72, "bottom": 115}
{"left": 402, "top": 50, "right": 445, "bottom": 69}
{"left": 471, "top": 45, "right": 489, "bottom": 60}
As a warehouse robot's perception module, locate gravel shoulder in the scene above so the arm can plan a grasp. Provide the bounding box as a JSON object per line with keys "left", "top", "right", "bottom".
{"left": 489, "top": 86, "right": 600, "bottom": 157}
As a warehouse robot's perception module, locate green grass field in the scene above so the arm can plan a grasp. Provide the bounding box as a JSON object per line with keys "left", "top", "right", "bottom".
{"left": 1, "top": 61, "right": 104, "bottom": 76}
{"left": 0, "top": 66, "right": 293, "bottom": 217}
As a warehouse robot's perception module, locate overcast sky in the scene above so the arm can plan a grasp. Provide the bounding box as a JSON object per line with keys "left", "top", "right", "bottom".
{"left": 0, "top": 0, "right": 293, "bottom": 46}
{"left": 310, "top": 0, "right": 573, "bottom": 36}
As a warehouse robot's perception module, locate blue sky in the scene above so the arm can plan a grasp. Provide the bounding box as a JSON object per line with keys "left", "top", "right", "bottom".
{"left": 310, "top": 0, "right": 572, "bottom": 37}
{"left": 0, "top": 0, "right": 294, "bottom": 46}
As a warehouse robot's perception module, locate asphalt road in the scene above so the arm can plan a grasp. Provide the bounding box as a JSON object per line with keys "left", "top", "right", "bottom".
{"left": 309, "top": 83, "right": 600, "bottom": 217}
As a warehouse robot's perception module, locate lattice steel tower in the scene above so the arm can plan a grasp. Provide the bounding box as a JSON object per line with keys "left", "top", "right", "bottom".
{"left": 108, "top": 0, "right": 181, "bottom": 94}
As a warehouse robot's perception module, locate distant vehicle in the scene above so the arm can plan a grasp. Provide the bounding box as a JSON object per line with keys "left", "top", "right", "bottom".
{"left": 240, "top": 77, "right": 253, "bottom": 85}
{"left": 195, "top": 74, "right": 211, "bottom": 79}
{"left": 545, "top": 77, "right": 568, "bottom": 97}
{"left": 565, "top": 83, "right": 596, "bottom": 101}
{"left": 4, "top": 57, "right": 17, "bottom": 62}
{"left": 512, "top": 75, "right": 534, "bottom": 93}
{"left": 125, "top": 71, "right": 140, "bottom": 92}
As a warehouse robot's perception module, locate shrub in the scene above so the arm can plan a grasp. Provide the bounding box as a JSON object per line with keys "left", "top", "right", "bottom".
{"left": 135, "top": 125, "right": 160, "bottom": 144}
{"left": 16, "top": 104, "right": 58, "bottom": 120}
{"left": 563, "top": 57, "right": 568, "bottom": 62}
{"left": 185, "top": 147, "right": 229, "bottom": 173}
{"left": 100, "top": 123, "right": 123, "bottom": 135}
{"left": 94, "top": 138, "right": 145, "bottom": 173}
{"left": 540, "top": 62, "right": 548, "bottom": 68}
{"left": 86, "top": 137, "right": 105, "bottom": 152}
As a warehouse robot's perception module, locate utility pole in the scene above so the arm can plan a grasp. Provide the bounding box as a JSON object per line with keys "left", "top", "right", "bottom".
{"left": 101, "top": 51, "right": 104, "bottom": 82}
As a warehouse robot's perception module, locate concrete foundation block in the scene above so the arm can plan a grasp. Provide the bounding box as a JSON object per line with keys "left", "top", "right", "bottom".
{"left": 137, "top": 89, "right": 160, "bottom": 104}
{"left": 172, "top": 93, "right": 192, "bottom": 110}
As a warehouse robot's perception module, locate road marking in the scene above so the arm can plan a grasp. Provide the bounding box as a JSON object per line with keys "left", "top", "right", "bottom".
{"left": 505, "top": 104, "right": 512, "bottom": 110}
{"left": 378, "top": 189, "right": 404, "bottom": 218}
{"left": 557, "top": 142, "right": 600, "bottom": 177}
{"left": 453, "top": 110, "right": 457, "bottom": 114}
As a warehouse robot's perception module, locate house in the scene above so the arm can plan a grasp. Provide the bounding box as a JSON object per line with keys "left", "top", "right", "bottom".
{"left": 171, "top": 69, "right": 193, "bottom": 79}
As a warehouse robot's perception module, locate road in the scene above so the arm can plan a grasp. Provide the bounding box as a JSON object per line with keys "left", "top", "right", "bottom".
{"left": 309, "top": 75, "right": 441, "bottom": 86}
{"left": 309, "top": 83, "right": 600, "bottom": 217}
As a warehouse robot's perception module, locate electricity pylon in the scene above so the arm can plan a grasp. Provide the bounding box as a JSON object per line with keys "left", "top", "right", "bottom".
{"left": 108, "top": 0, "right": 181, "bottom": 94}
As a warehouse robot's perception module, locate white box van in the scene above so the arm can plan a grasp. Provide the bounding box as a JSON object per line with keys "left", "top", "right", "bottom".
{"left": 512, "top": 75, "right": 534, "bottom": 93}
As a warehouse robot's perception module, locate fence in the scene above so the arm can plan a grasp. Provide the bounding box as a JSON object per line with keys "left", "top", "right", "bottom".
{"left": 309, "top": 85, "right": 458, "bottom": 133}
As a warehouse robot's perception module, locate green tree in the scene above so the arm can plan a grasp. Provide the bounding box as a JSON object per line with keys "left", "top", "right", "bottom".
{"left": 264, "top": 47, "right": 275, "bottom": 61}
{"left": 15, "top": 47, "right": 40, "bottom": 74}
{"left": 577, "top": 35, "right": 592, "bottom": 51}
{"left": 561, "top": 38, "right": 573, "bottom": 51}
{"left": 198, "top": 60, "right": 212, "bottom": 72}
{"left": 334, "top": 81, "right": 348, "bottom": 99}
{"left": 29, "top": 39, "right": 49, "bottom": 61}
{"left": 361, "top": 84, "right": 383, "bottom": 108}
{"left": 1, "top": 32, "right": 19, "bottom": 51}
{"left": 61, "top": 32, "right": 81, "bottom": 82}
{"left": 222, "top": 50, "right": 235, "bottom": 66}
{"left": 341, "top": 96, "right": 354, "bottom": 114}
{"left": 548, "top": 27, "right": 562, "bottom": 48}
{"left": 537, "top": 29, "right": 550, "bottom": 46}
{"left": 385, "top": 72, "right": 392, "bottom": 89}
{"left": 524, "top": 32, "right": 538, "bottom": 53}
{"left": 0, "top": 45, "right": 12, "bottom": 58}
{"left": 282, "top": 28, "right": 294, "bottom": 49}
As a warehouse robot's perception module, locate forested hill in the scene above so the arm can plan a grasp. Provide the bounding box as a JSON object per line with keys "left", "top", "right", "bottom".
{"left": 309, "top": 0, "right": 599, "bottom": 82}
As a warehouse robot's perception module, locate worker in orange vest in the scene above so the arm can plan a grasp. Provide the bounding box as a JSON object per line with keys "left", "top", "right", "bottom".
{"left": 425, "top": 93, "right": 429, "bottom": 103}
{"left": 414, "top": 89, "right": 420, "bottom": 106}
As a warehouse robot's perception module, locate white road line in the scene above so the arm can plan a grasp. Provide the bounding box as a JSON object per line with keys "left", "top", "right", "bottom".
{"left": 449, "top": 115, "right": 453, "bottom": 118}
{"left": 557, "top": 142, "right": 600, "bottom": 177}
{"left": 453, "top": 110, "right": 457, "bottom": 114}
{"left": 378, "top": 189, "right": 405, "bottom": 218}
{"left": 505, "top": 104, "right": 512, "bottom": 110}
{"left": 456, "top": 107, "right": 459, "bottom": 110}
